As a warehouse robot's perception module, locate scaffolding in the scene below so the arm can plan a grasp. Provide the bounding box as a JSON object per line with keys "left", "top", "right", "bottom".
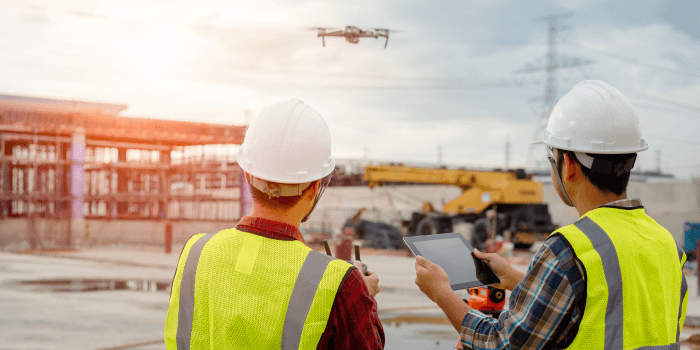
{"left": 0, "top": 94, "right": 247, "bottom": 249}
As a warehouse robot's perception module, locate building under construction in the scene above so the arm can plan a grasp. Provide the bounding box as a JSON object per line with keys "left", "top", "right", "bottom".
{"left": 0, "top": 94, "right": 249, "bottom": 251}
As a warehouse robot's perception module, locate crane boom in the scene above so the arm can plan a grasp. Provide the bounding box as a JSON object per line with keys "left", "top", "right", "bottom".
{"left": 364, "top": 164, "right": 543, "bottom": 214}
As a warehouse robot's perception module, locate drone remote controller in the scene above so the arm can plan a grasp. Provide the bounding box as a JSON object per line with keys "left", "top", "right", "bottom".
{"left": 322, "top": 240, "right": 368, "bottom": 276}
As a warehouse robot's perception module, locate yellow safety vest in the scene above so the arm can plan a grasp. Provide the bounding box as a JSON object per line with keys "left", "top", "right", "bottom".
{"left": 556, "top": 207, "right": 688, "bottom": 349}
{"left": 164, "top": 228, "right": 352, "bottom": 350}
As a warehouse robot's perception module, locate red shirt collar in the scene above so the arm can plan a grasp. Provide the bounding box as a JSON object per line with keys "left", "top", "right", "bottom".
{"left": 235, "top": 216, "right": 306, "bottom": 244}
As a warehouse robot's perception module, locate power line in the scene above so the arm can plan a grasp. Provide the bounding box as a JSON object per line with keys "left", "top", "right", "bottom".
{"left": 562, "top": 42, "right": 700, "bottom": 80}
{"left": 630, "top": 94, "right": 700, "bottom": 113}
{"left": 645, "top": 134, "right": 700, "bottom": 148}
{"left": 514, "top": 13, "right": 594, "bottom": 170}
{"left": 632, "top": 102, "right": 700, "bottom": 120}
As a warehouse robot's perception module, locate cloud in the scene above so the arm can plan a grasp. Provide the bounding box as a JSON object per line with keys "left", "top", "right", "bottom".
{"left": 0, "top": 0, "right": 698, "bottom": 177}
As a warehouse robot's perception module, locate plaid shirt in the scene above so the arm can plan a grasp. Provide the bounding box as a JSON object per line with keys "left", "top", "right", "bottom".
{"left": 236, "top": 216, "right": 385, "bottom": 350}
{"left": 459, "top": 199, "right": 644, "bottom": 349}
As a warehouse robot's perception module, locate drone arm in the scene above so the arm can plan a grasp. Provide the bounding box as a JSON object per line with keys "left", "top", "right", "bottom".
{"left": 322, "top": 36, "right": 325, "bottom": 47}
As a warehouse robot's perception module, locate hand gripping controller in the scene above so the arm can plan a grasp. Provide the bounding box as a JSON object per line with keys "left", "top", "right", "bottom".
{"left": 322, "top": 240, "right": 368, "bottom": 276}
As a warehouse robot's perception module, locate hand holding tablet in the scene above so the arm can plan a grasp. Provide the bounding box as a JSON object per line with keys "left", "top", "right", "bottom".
{"left": 405, "top": 232, "right": 500, "bottom": 290}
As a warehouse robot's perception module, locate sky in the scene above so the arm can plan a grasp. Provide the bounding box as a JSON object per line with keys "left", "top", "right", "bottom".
{"left": 0, "top": 0, "right": 699, "bottom": 178}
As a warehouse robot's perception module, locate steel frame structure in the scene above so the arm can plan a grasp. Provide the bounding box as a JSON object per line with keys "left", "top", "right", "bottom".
{"left": 0, "top": 94, "right": 247, "bottom": 248}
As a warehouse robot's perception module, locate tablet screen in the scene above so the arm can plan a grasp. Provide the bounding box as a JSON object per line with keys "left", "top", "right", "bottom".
{"left": 406, "top": 233, "right": 500, "bottom": 290}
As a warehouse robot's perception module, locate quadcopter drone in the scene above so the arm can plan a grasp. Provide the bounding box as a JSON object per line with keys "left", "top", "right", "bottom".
{"left": 311, "top": 26, "right": 393, "bottom": 48}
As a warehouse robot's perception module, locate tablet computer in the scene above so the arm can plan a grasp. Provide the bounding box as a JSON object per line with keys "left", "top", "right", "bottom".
{"left": 404, "top": 232, "right": 500, "bottom": 290}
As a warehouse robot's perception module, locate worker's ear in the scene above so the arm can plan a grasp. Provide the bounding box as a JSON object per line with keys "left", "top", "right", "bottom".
{"left": 305, "top": 180, "right": 321, "bottom": 199}
{"left": 561, "top": 153, "right": 579, "bottom": 182}
{"left": 244, "top": 172, "right": 250, "bottom": 185}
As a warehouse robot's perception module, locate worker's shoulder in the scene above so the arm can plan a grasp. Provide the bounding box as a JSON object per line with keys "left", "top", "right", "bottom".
{"left": 181, "top": 228, "right": 246, "bottom": 252}
{"left": 542, "top": 233, "right": 577, "bottom": 260}
{"left": 335, "top": 265, "right": 366, "bottom": 294}
{"left": 322, "top": 253, "right": 355, "bottom": 272}
{"left": 534, "top": 235, "right": 585, "bottom": 286}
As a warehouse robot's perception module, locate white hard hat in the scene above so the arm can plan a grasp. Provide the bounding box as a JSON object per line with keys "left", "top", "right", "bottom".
{"left": 532, "top": 80, "right": 648, "bottom": 154}
{"left": 237, "top": 99, "right": 335, "bottom": 187}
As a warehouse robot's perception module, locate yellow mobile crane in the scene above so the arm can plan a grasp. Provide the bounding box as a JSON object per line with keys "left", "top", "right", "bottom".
{"left": 364, "top": 164, "right": 557, "bottom": 245}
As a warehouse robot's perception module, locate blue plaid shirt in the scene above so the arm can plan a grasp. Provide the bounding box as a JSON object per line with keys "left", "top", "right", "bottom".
{"left": 459, "top": 199, "right": 651, "bottom": 349}
{"left": 459, "top": 235, "right": 587, "bottom": 349}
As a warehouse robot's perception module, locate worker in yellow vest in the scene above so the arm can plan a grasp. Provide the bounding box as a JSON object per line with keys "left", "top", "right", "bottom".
{"left": 415, "top": 80, "right": 688, "bottom": 349}
{"left": 164, "top": 100, "right": 384, "bottom": 349}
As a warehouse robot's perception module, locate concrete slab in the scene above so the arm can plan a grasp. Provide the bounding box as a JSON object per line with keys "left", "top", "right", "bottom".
{"left": 2, "top": 248, "right": 698, "bottom": 349}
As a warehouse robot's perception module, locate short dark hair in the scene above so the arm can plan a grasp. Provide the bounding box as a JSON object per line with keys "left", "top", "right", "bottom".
{"left": 248, "top": 182, "right": 316, "bottom": 207}
{"left": 556, "top": 149, "right": 634, "bottom": 196}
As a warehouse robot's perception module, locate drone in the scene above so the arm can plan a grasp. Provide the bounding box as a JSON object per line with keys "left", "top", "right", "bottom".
{"left": 311, "top": 26, "right": 393, "bottom": 48}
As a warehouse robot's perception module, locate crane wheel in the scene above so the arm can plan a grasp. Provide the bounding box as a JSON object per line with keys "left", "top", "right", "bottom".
{"left": 416, "top": 217, "right": 438, "bottom": 235}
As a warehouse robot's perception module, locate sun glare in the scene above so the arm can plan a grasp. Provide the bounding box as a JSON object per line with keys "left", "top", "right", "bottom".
{"left": 128, "top": 24, "right": 185, "bottom": 79}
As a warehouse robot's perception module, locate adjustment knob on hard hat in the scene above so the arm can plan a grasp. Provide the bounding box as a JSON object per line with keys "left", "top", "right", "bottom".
{"left": 533, "top": 80, "right": 649, "bottom": 154}
{"left": 237, "top": 99, "right": 335, "bottom": 184}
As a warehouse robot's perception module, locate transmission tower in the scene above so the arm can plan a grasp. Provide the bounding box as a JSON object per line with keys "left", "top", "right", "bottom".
{"left": 505, "top": 138, "right": 511, "bottom": 170}
{"left": 514, "top": 13, "right": 594, "bottom": 170}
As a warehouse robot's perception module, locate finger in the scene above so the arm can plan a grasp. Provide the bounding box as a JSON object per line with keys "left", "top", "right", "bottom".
{"left": 473, "top": 248, "right": 492, "bottom": 260}
{"left": 416, "top": 255, "right": 431, "bottom": 267}
{"left": 353, "top": 261, "right": 363, "bottom": 270}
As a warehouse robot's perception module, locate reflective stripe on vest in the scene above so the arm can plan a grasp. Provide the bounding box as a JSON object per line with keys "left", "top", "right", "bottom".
{"left": 176, "top": 231, "right": 218, "bottom": 350}
{"left": 561, "top": 208, "right": 685, "bottom": 350}
{"left": 574, "top": 217, "right": 624, "bottom": 349}
{"left": 282, "top": 252, "right": 333, "bottom": 350}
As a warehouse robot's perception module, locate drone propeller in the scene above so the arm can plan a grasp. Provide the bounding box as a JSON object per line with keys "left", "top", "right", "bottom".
{"left": 305, "top": 27, "right": 338, "bottom": 31}
{"left": 372, "top": 28, "right": 401, "bottom": 33}
{"left": 370, "top": 28, "right": 398, "bottom": 48}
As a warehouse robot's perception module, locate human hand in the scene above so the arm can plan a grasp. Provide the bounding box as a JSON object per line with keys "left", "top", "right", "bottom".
{"left": 414, "top": 255, "right": 452, "bottom": 303}
{"left": 355, "top": 261, "right": 379, "bottom": 297}
{"left": 473, "top": 248, "right": 524, "bottom": 291}
{"left": 454, "top": 337, "right": 463, "bottom": 349}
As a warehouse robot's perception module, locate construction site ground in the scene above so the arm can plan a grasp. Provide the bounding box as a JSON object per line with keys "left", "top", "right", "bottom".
{"left": 1, "top": 245, "right": 698, "bottom": 350}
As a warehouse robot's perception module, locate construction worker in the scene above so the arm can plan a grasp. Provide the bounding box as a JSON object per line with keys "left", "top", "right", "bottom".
{"left": 164, "top": 100, "right": 384, "bottom": 349}
{"left": 415, "top": 80, "right": 688, "bottom": 349}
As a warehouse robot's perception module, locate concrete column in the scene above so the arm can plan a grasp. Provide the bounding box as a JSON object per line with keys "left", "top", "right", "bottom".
{"left": 2, "top": 137, "right": 10, "bottom": 218}
{"left": 159, "top": 150, "right": 170, "bottom": 220}
{"left": 69, "top": 128, "right": 86, "bottom": 246}
{"left": 117, "top": 148, "right": 128, "bottom": 216}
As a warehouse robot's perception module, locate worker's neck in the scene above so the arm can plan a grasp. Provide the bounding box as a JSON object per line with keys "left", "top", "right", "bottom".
{"left": 572, "top": 182, "right": 627, "bottom": 217}
{"left": 248, "top": 202, "right": 305, "bottom": 228}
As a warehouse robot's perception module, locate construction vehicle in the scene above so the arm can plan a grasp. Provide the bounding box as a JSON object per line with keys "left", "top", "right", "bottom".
{"left": 464, "top": 286, "right": 506, "bottom": 318}
{"left": 364, "top": 164, "right": 557, "bottom": 246}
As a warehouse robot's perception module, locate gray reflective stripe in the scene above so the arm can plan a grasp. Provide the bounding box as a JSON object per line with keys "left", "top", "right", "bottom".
{"left": 635, "top": 342, "right": 681, "bottom": 350}
{"left": 677, "top": 273, "right": 688, "bottom": 342}
{"left": 574, "top": 217, "right": 623, "bottom": 350}
{"left": 676, "top": 246, "right": 684, "bottom": 264}
{"left": 281, "top": 251, "right": 333, "bottom": 350}
{"left": 176, "top": 232, "right": 218, "bottom": 350}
